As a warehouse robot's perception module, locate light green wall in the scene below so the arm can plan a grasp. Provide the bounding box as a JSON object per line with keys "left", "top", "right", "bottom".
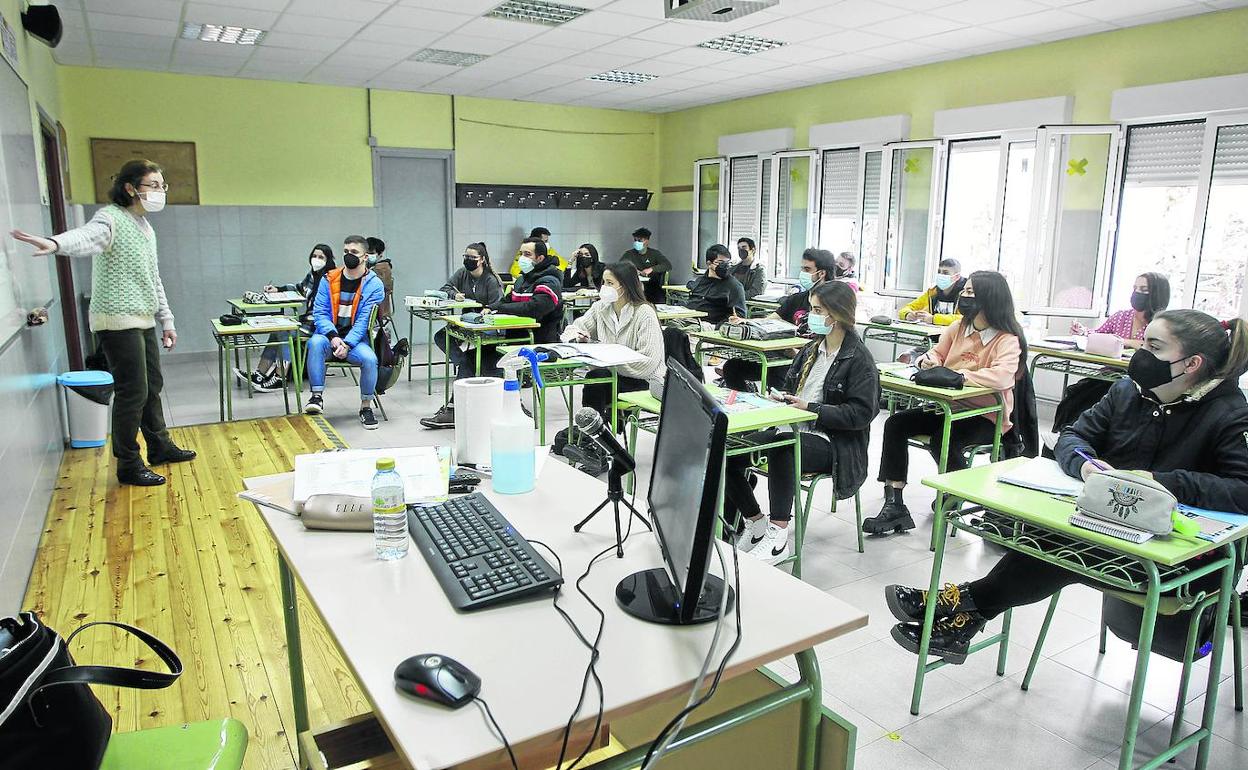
{"left": 658, "top": 7, "right": 1248, "bottom": 211}
{"left": 58, "top": 68, "right": 658, "bottom": 206}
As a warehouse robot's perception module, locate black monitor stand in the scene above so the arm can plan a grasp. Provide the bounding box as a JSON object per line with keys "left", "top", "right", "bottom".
{"left": 615, "top": 568, "right": 734, "bottom": 626}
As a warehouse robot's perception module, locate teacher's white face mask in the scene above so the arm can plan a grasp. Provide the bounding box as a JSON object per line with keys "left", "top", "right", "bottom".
{"left": 139, "top": 190, "right": 166, "bottom": 213}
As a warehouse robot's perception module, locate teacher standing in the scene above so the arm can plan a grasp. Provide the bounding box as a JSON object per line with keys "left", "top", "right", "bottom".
{"left": 11, "top": 159, "right": 194, "bottom": 486}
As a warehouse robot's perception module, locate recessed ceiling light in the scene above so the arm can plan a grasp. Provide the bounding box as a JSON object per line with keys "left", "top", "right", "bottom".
{"left": 487, "top": 0, "right": 589, "bottom": 26}
{"left": 588, "top": 70, "right": 658, "bottom": 85}
{"left": 698, "top": 33, "right": 785, "bottom": 55}
{"left": 409, "top": 48, "right": 489, "bottom": 67}
{"left": 180, "top": 22, "right": 266, "bottom": 45}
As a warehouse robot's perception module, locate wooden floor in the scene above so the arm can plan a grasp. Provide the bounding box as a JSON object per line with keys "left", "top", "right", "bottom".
{"left": 22, "top": 416, "right": 369, "bottom": 770}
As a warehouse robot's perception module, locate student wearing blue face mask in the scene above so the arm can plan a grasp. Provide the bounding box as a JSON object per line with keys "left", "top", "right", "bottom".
{"left": 899, "top": 258, "right": 965, "bottom": 325}
{"left": 718, "top": 248, "right": 836, "bottom": 391}
{"left": 620, "top": 227, "right": 670, "bottom": 304}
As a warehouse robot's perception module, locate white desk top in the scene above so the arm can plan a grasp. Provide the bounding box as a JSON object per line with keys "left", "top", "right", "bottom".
{"left": 246, "top": 461, "right": 867, "bottom": 770}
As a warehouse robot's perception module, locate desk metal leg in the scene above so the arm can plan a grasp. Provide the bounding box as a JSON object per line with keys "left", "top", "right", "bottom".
{"left": 1118, "top": 564, "right": 1161, "bottom": 770}
{"left": 217, "top": 339, "right": 226, "bottom": 422}
{"left": 795, "top": 648, "right": 822, "bottom": 770}
{"left": 1194, "top": 551, "right": 1235, "bottom": 769}
{"left": 930, "top": 404, "right": 953, "bottom": 551}
{"left": 280, "top": 335, "right": 291, "bottom": 416}
{"left": 292, "top": 333, "right": 304, "bottom": 412}
{"left": 790, "top": 437, "right": 804, "bottom": 579}
{"left": 225, "top": 339, "right": 235, "bottom": 421}
{"left": 279, "top": 554, "right": 309, "bottom": 768}
{"left": 407, "top": 311, "right": 415, "bottom": 382}
{"left": 911, "top": 499, "right": 948, "bottom": 715}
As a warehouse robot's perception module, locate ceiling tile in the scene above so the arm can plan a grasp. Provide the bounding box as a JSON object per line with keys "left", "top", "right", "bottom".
{"left": 801, "top": 1, "right": 908, "bottom": 28}
{"left": 882, "top": 0, "right": 964, "bottom": 9}
{"left": 920, "top": 25, "right": 1025, "bottom": 49}
{"left": 248, "top": 45, "right": 330, "bottom": 64}
{"left": 274, "top": 15, "right": 364, "bottom": 38}
{"left": 562, "top": 50, "right": 644, "bottom": 69}
{"left": 344, "top": 41, "right": 424, "bottom": 64}
{"left": 393, "top": 0, "right": 499, "bottom": 12}
{"left": 859, "top": 12, "right": 967, "bottom": 38}
{"left": 283, "top": 0, "right": 389, "bottom": 22}
{"left": 97, "top": 60, "right": 171, "bottom": 73}
{"left": 373, "top": 5, "right": 473, "bottom": 31}
{"left": 744, "top": 43, "right": 841, "bottom": 65}
{"left": 88, "top": 30, "right": 173, "bottom": 50}
{"left": 1120, "top": 6, "right": 1210, "bottom": 24}
{"left": 710, "top": 55, "right": 790, "bottom": 74}
{"left": 238, "top": 61, "right": 316, "bottom": 77}
{"left": 740, "top": 16, "right": 842, "bottom": 42}
{"left": 599, "top": 0, "right": 668, "bottom": 18}
{"left": 175, "top": 39, "right": 257, "bottom": 59}
{"left": 1073, "top": 0, "right": 1198, "bottom": 21}
{"left": 933, "top": 0, "right": 1050, "bottom": 24}
{"left": 628, "top": 58, "right": 695, "bottom": 76}
{"left": 805, "top": 29, "right": 897, "bottom": 52}
{"left": 385, "top": 60, "right": 464, "bottom": 80}
{"left": 82, "top": 0, "right": 183, "bottom": 21}
{"left": 93, "top": 46, "right": 171, "bottom": 64}
{"left": 170, "top": 61, "right": 246, "bottom": 76}
{"left": 183, "top": 3, "right": 279, "bottom": 29}
{"left": 529, "top": 27, "right": 618, "bottom": 52}
{"left": 470, "top": 81, "right": 546, "bottom": 99}
{"left": 452, "top": 17, "right": 551, "bottom": 41}
{"left": 561, "top": 10, "right": 664, "bottom": 36}
{"left": 863, "top": 39, "right": 950, "bottom": 61}
{"left": 529, "top": 62, "right": 603, "bottom": 80}
{"left": 593, "top": 37, "right": 681, "bottom": 59}
{"left": 86, "top": 12, "right": 179, "bottom": 37}
{"left": 427, "top": 32, "right": 522, "bottom": 55}
{"left": 983, "top": 8, "right": 1106, "bottom": 35}
{"left": 354, "top": 25, "right": 444, "bottom": 47}
{"left": 631, "top": 21, "right": 713, "bottom": 45}
{"left": 457, "top": 57, "right": 544, "bottom": 78}
{"left": 179, "top": 0, "right": 291, "bottom": 9}
{"left": 649, "top": 47, "right": 739, "bottom": 66}
{"left": 1027, "top": 20, "right": 1116, "bottom": 39}
{"left": 258, "top": 31, "right": 344, "bottom": 52}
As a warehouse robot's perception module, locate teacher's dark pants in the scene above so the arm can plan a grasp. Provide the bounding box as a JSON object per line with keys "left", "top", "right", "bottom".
{"left": 97, "top": 327, "right": 175, "bottom": 474}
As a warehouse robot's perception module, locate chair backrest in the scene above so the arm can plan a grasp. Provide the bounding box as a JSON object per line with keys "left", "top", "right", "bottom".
{"left": 662, "top": 326, "right": 703, "bottom": 382}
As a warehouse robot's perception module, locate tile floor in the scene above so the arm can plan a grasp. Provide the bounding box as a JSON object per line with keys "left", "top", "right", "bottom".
{"left": 162, "top": 350, "right": 1248, "bottom": 770}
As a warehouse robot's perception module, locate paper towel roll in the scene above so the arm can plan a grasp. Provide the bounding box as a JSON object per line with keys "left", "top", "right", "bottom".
{"left": 454, "top": 377, "right": 504, "bottom": 468}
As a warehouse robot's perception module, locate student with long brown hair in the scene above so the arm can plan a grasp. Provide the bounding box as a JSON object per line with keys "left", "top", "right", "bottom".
{"left": 886, "top": 309, "right": 1248, "bottom": 663}
{"left": 725, "top": 281, "right": 881, "bottom": 564}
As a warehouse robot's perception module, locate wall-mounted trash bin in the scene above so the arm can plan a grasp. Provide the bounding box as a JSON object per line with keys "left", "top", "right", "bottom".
{"left": 58, "top": 370, "right": 114, "bottom": 448}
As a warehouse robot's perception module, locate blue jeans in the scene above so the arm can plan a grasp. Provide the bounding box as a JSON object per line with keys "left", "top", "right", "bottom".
{"left": 306, "top": 334, "right": 377, "bottom": 399}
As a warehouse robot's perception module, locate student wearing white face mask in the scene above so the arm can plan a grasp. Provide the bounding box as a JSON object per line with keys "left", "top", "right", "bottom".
{"left": 899, "top": 258, "right": 965, "bottom": 325}
{"left": 11, "top": 159, "right": 194, "bottom": 487}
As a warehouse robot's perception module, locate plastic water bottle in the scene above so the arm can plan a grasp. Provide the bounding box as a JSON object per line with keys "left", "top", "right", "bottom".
{"left": 372, "top": 458, "right": 408, "bottom": 560}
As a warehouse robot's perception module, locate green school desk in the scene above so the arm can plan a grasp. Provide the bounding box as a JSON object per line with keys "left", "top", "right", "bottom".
{"left": 617, "top": 389, "right": 818, "bottom": 578}
{"left": 914, "top": 457, "right": 1245, "bottom": 770}
{"left": 211, "top": 316, "right": 303, "bottom": 420}
{"left": 1028, "top": 342, "right": 1130, "bottom": 393}
{"left": 405, "top": 298, "right": 481, "bottom": 393}
{"left": 227, "top": 297, "right": 305, "bottom": 316}
{"left": 856, "top": 317, "right": 943, "bottom": 361}
{"left": 689, "top": 330, "right": 807, "bottom": 389}
{"left": 440, "top": 314, "right": 539, "bottom": 404}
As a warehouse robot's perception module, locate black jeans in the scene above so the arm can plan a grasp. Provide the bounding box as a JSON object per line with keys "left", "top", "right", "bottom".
{"left": 581, "top": 370, "right": 647, "bottom": 427}
{"left": 97, "top": 327, "right": 175, "bottom": 473}
{"left": 723, "top": 429, "right": 834, "bottom": 523}
{"left": 969, "top": 551, "right": 1227, "bottom": 620}
{"left": 878, "top": 408, "right": 997, "bottom": 483}
{"left": 721, "top": 359, "right": 789, "bottom": 392}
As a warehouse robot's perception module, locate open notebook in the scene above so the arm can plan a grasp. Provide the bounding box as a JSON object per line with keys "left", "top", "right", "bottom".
{"left": 998, "top": 457, "right": 1084, "bottom": 497}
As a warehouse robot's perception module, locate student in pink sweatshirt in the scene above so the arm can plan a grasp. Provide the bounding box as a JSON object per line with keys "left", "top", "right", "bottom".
{"left": 863, "top": 271, "right": 1029, "bottom": 536}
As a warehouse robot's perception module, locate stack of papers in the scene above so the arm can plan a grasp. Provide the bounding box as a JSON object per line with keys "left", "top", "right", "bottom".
{"left": 542, "top": 343, "right": 647, "bottom": 367}
{"left": 264, "top": 290, "right": 303, "bottom": 302}
{"left": 293, "top": 447, "right": 451, "bottom": 507}
{"left": 998, "top": 457, "right": 1084, "bottom": 497}
{"left": 246, "top": 315, "right": 294, "bottom": 329}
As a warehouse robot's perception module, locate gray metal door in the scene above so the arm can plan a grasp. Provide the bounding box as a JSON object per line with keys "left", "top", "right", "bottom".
{"left": 374, "top": 150, "right": 453, "bottom": 343}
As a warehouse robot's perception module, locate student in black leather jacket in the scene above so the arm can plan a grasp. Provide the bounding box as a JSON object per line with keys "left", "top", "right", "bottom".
{"left": 885, "top": 309, "right": 1248, "bottom": 664}
{"left": 725, "top": 281, "right": 881, "bottom": 565}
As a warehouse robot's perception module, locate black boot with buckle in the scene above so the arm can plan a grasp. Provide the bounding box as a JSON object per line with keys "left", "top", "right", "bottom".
{"left": 891, "top": 611, "right": 989, "bottom": 665}
{"left": 885, "top": 582, "right": 976, "bottom": 623}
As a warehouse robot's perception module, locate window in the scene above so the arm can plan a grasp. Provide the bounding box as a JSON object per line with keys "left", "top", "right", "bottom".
{"left": 1109, "top": 122, "right": 1203, "bottom": 314}
{"left": 1193, "top": 121, "right": 1248, "bottom": 318}
{"left": 772, "top": 150, "right": 816, "bottom": 278}
{"left": 859, "top": 150, "right": 883, "bottom": 293}
{"left": 758, "top": 156, "right": 773, "bottom": 268}
{"left": 727, "top": 155, "right": 760, "bottom": 246}
{"left": 879, "top": 141, "right": 940, "bottom": 295}
{"left": 939, "top": 138, "right": 1001, "bottom": 276}
{"left": 997, "top": 140, "right": 1035, "bottom": 289}
{"left": 692, "top": 158, "right": 725, "bottom": 269}
{"left": 817, "top": 148, "right": 859, "bottom": 253}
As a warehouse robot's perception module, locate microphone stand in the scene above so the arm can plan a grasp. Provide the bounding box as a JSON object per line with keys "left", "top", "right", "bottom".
{"left": 574, "top": 457, "right": 651, "bottom": 559}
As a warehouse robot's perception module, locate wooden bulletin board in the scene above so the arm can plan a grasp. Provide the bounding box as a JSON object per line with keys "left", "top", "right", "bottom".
{"left": 90, "top": 138, "right": 200, "bottom": 204}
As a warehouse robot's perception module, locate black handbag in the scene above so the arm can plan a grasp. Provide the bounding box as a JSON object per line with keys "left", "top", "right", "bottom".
{"left": 0, "top": 612, "right": 182, "bottom": 770}
{"left": 912, "top": 366, "right": 965, "bottom": 390}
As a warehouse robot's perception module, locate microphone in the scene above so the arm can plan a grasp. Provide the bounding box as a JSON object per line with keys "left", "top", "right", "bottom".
{"left": 573, "top": 407, "right": 636, "bottom": 476}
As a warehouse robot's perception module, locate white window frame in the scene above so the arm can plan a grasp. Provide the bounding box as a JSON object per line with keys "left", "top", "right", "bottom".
{"left": 1183, "top": 110, "right": 1248, "bottom": 315}
{"left": 1019, "top": 124, "right": 1123, "bottom": 317}
{"left": 691, "top": 157, "right": 727, "bottom": 271}
{"left": 876, "top": 139, "right": 943, "bottom": 297}
{"left": 767, "top": 149, "right": 819, "bottom": 279}
{"left": 725, "top": 153, "right": 765, "bottom": 256}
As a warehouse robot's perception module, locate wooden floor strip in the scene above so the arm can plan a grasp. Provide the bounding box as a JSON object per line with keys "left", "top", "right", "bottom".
{"left": 22, "top": 416, "right": 369, "bottom": 770}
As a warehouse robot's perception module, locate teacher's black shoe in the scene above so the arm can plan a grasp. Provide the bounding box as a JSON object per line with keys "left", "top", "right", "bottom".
{"left": 885, "top": 582, "right": 976, "bottom": 623}
{"left": 118, "top": 467, "right": 166, "bottom": 487}
{"left": 890, "top": 611, "right": 988, "bottom": 665}
{"left": 862, "top": 486, "right": 915, "bottom": 535}
{"left": 148, "top": 446, "right": 196, "bottom": 465}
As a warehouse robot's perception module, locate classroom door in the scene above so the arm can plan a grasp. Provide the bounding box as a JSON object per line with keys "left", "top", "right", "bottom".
{"left": 374, "top": 150, "right": 453, "bottom": 344}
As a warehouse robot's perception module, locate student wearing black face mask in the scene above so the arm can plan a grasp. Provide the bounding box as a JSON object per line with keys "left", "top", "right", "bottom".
{"left": 1071, "top": 272, "right": 1170, "bottom": 349}
{"left": 564, "top": 243, "right": 604, "bottom": 290}
{"left": 236, "top": 244, "right": 337, "bottom": 392}
{"left": 885, "top": 309, "right": 1248, "bottom": 665}
{"left": 366, "top": 237, "right": 395, "bottom": 319}
{"left": 731, "top": 237, "right": 767, "bottom": 299}
{"left": 686, "top": 244, "right": 748, "bottom": 326}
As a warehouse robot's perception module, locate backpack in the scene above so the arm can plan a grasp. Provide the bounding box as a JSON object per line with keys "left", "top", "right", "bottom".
{"left": 372, "top": 317, "right": 409, "bottom": 394}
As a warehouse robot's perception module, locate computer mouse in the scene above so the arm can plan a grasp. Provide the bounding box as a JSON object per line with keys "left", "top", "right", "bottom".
{"left": 394, "top": 654, "right": 481, "bottom": 709}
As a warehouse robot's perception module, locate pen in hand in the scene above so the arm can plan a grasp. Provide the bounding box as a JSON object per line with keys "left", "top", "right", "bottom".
{"left": 1073, "top": 448, "right": 1108, "bottom": 471}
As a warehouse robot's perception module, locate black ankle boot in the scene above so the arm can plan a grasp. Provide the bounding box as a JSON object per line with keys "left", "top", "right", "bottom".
{"left": 885, "top": 582, "right": 976, "bottom": 623}
{"left": 890, "top": 611, "right": 988, "bottom": 664}
{"left": 862, "top": 486, "right": 916, "bottom": 535}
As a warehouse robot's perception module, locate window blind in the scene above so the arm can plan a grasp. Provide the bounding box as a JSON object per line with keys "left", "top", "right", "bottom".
{"left": 1211, "top": 123, "right": 1248, "bottom": 184}
{"left": 821, "top": 148, "right": 859, "bottom": 218}
{"left": 1122, "top": 121, "right": 1204, "bottom": 186}
{"left": 728, "top": 156, "right": 759, "bottom": 243}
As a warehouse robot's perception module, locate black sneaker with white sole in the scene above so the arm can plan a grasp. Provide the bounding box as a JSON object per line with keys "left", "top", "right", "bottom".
{"left": 252, "top": 373, "right": 284, "bottom": 393}
{"left": 304, "top": 393, "right": 324, "bottom": 415}
{"left": 359, "top": 406, "right": 379, "bottom": 430}
{"left": 233, "top": 367, "right": 251, "bottom": 386}
{"left": 420, "top": 404, "right": 455, "bottom": 429}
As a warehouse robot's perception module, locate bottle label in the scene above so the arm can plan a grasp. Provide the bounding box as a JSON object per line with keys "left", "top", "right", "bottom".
{"left": 374, "top": 500, "right": 405, "bottom": 515}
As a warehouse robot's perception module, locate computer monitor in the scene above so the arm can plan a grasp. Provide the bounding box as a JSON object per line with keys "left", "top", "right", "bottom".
{"left": 615, "top": 359, "right": 735, "bottom": 626}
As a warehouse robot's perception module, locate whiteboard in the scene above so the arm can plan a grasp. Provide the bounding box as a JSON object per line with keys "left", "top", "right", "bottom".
{"left": 0, "top": 54, "right": 54, "bottom": 348}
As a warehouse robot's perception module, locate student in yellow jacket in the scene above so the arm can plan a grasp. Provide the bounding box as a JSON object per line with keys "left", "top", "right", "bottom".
{"left": 898, "top": 258, "right": 965, "bottom": 325}
{"left": 510, "top": 226, "right": 566, "bottom": 276}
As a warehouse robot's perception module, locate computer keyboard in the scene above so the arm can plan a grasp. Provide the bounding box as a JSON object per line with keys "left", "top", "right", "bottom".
{"left": 407, "top": 492, "right": 563, "bottom": 611}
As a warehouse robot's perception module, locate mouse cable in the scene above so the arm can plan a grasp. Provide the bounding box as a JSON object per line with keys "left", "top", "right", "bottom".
{"left": 641, "top": 525, "right": 743, "bottom": 769}
{"left": 473, "top": 696, "right": 519, "bottom": 770}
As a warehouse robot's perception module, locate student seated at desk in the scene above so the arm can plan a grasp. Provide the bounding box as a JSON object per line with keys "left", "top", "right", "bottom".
{"left": 561, "top": 261, "right": 665, "bottom": 418}
{"left": 834, "top": 251, "right": 859, "bottom": 292}
{"left": 898, "top": 258, "right": 965, "bottom": 326}
{"left": 421, "top": 238, "right": 563, "bottom": 430}
{"left": 731, "top": 237, "right": 767, "bottom": 299}
{"left": 864, "top": 271, "right": 1027, "bottom": 536}
{"left": 686, "top": 244, "right": 748, "bottom": 326}
{"left": 886, "top": 309, "right": 1248, "bottom": 663}
{"left": 564, "top": 243, "right": 605, "bottom": 290}
{"left": 621, "top": 227, "right": 671, "bottom": 304}
{"left": 1071, "top": 272, "right": 1170, "bottom": 350}
{"left": 718, "top": 247, "right": 836, "bottom": 391}
{"left": 366, "top": 237, "right": 395, "bottom": 319}
{"left": 235, "top": 243, "right": 335, "bottom": 393}
{"left": 423, "top": 243, "right": 504, "bottom": 426}
{"left": 510, "top": 227, "right": 566, "bottom": 277}
{"left": 303, "top": 237, "right": 386, "bottom": 429}
{"left": 725, "top": 281, "right": 880, "bottom": 564}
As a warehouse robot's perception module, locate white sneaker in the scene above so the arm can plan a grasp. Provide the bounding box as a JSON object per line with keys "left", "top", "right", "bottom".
{"left": 748, "top": 524, "right": 790, "bottom": 565}
{"left": 735, "top": 516, "right": 769, "bottom": 553}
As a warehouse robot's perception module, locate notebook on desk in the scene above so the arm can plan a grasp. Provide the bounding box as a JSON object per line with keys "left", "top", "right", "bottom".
{"left": 1175, "top": 505, "right": 1247, "bottom": 544}
{"left": 998, "top": 457, "right": 1084, "bottom": 497}
{"left": 1069, "top": 511, "right": 1154, "bottom": 543}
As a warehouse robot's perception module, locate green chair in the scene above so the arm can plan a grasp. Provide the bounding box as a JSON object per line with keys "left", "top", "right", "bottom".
{"left": 99, "top": 718, "right": 248, "bottom": 770}
{"left": 1021, "top": 586, "right": 1244, "bottom": 747}
{"left": 324, "top": 306, "right": 388, "bottom": 421}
